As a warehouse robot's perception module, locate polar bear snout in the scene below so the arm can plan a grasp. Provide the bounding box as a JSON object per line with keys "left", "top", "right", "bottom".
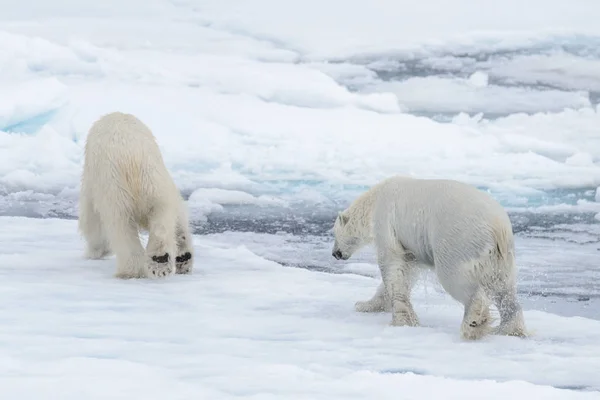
{"left": 332, "top": 247, "right": 351, "bottom": 260}
{"left": 332, "top": 249, "right": 343, "bottom": 260}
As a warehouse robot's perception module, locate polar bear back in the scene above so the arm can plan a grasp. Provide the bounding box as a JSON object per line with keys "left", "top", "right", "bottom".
{"left": 372, "top": 176, "right": 513, "bottom": 267}
{"left": 83, "top": 112, "right": 178, "bottom": 216}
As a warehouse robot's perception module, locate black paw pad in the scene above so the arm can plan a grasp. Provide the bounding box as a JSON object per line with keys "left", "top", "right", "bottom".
{"left": 152, "top": 253, "right": 170, "bottom": 264}
{"left": 176, "top": 252, "right": 192, "bottom": 263}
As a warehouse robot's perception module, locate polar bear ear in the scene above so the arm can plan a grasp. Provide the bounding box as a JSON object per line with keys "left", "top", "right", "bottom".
{"left": 338, "top": 212, "right": 349, "bottom": 226}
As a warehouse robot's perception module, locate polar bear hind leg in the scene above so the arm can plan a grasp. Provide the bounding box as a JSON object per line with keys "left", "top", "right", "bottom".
{"left": 491, "top": 287, "right": 528, "bottom": 338}
{"left": 435, "top": 258, "right": 494, "bottom": 341}
{"left": 174, "top": 205, "right": 194, "bottom": 275}
{"left": 100, "top": 207, "right": 147, "bottom": 279}
{"left": 79, "top": 188, "right": 111, "bottom": 260}
{"left": 460, "top": 286, "right": 493, "bottom": 340}
{"left": 436, "top": 252, "right": 529, "bottom": 340}
{"left": 144, "top": 203, "right": 178, "bottom": 278}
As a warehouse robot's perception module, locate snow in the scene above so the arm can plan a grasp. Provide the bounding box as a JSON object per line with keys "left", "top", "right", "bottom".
{"left": 187, "top": 188, "right": 286, "bottom": 222}
{"left": 1, "top": 0, "right": 600, "bottom": 397}
{"left": 468, "top": 71, "right": 490, "bottom": 88}
{"left": 0, "top": 78, "right": 68, "bottom": 132}
{"left": 483, "top": 52, "right": 600, "bottom": 93}
{"left": 1, "top": 217, "right": 600, "bottom": 399}
{"left": 190, "top": 188, "right": 285, "bottom": 207}
{"left": 173, "top": 0, "right": 600, "bottom": 59}
{"left": 368, "top": 77, "right": 591, "bottom": 114}
{"left": 0, "top": 0, "right": 599, "bottom": 213}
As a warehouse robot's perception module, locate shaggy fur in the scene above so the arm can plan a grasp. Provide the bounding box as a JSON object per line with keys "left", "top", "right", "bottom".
{"left": 79, "top": 112, "right": 194, "bottom": 279}
{"left": 332, "top": 175, "right": 528, "bottom": 340}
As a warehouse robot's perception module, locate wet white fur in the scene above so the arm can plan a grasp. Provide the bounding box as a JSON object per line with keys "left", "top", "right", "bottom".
{"left": 332, "top": 175, "right": 527, "bottom": 340}
{"left": 79, "top": 112, "right": 194, "bottom": 279}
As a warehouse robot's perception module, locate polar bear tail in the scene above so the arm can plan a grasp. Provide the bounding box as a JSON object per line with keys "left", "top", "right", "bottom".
{"left": 490, "top": 215, "right": 515, "bottom": 264}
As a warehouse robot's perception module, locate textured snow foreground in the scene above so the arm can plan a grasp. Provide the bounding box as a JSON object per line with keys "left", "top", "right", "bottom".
{"left": 1, "top": 217, "right": 599, "bottom": 399}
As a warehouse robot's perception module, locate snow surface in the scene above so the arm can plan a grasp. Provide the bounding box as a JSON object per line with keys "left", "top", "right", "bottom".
{"left": 1, "top": 0, "right": 600, "bottom": 397}
{"left": 1, "top": 217, "right": 600, "bottom": 399}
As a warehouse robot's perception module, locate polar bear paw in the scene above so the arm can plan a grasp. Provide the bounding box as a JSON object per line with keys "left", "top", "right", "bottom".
{"left": 147, "top": 253, "right": 176, "bottom": 278}
{"left": 355, "top": 299, "right": 384, "bottom": 313}
{"left": 86, "top": 246, "right": 112, "bottom": 260}
{"left": 175, "top": 251, "right": 193, "bottom": 274}
{"left": 391, "top": 310, "right": 420, "bottom": 327}
{"left": 461, "top": 308, "right": 493, "bottom": 341}
{"left": 493, "top": 316, "right": 529, "bottom": 338}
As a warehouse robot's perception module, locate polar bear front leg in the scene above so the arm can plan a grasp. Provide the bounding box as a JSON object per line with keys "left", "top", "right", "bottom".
{"left": 145, "top": 206, "right": 177, "bottom": 278}
{"left": 355, "top": 282, "right": 390, "bottom": 313}
{"left": 378, "top": 249, "right": 419, "bottom": 327}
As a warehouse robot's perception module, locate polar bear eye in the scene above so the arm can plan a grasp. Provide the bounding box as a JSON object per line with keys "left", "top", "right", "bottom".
{"left": 346, "top": 237, "right": 359, "bottom": 246}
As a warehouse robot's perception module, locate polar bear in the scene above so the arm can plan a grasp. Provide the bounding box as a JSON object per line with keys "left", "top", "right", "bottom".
{"left": 78, "top": 112, "right": 194, "bottom": 279}
{"left": 331, "top": 175, "right": 527, "bottom": 340}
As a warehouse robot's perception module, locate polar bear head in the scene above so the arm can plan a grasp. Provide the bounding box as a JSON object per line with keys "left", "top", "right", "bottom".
{"left": 331, "top": 211, "right": 368, "bottom": 260}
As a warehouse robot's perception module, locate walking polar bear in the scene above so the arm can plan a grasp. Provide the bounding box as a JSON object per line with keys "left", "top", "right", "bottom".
{"left": 79, "top": 112, "right": 194, "bottom": 279}
{"left": 332, "top": 175, "right": 527, "bottom": 340}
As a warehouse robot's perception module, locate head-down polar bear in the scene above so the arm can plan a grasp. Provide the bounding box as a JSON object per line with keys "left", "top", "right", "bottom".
{"left": 332, "top": 175, "right": 527, "bottom": 340}
{"left": 79, "top": 112, "right": 194, "bottom": 279}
